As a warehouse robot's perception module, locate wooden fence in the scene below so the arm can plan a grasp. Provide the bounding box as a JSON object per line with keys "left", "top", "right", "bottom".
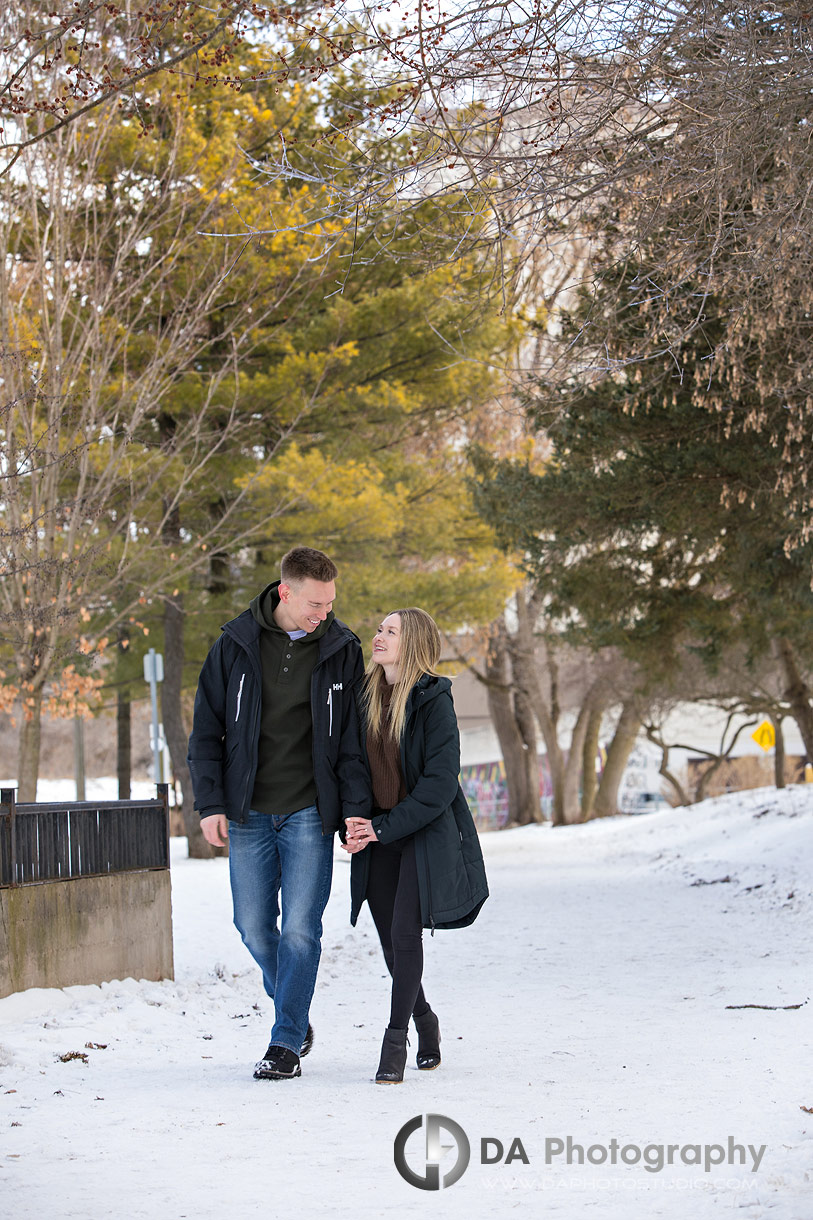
{"left": 0, "top": 785, "right": 173, "bottom": 997}
{"left": 0, "top": 785, "right": 170, "bottom": 888}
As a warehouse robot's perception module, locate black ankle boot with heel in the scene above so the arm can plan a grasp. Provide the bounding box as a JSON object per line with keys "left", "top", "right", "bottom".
{"left": 414, "top": 1008, "right": 441, "bottom": 1070}
{"left": 375, "top": 1027, "right": 408, "bottom": 1083}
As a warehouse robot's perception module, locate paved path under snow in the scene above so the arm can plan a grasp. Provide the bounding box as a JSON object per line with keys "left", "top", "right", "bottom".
{"left": 1, "top": 787, "right": 810, "bottom": 1219}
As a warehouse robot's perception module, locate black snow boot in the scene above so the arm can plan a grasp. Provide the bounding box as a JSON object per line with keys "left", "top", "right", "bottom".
{"left": 414, "top": 1008, "right": 441, "bottom": 1071}
{"left": 375, "top": 1027, "right": 408, "bottom": 1083}
{"left": 253, "top": 1044, "right": 301, "bottom": 1080}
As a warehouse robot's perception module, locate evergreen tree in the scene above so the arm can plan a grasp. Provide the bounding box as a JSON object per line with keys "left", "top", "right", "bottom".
{"left": 472, "top": 247, "right": 813, "bottom": 761}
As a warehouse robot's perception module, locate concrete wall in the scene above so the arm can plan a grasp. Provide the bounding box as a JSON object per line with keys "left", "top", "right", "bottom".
{"left": 0, "top": 870, "right": 174, "bottom": 998}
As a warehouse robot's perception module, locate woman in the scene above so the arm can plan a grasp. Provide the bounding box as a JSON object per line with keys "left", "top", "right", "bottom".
{"left": 343, "top": 607, "right": 488, "bottom": 1084}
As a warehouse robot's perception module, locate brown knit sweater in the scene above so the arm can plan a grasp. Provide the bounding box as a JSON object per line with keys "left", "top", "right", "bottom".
{"left": 367, "top": 679, "right": 407, "bottom": 810}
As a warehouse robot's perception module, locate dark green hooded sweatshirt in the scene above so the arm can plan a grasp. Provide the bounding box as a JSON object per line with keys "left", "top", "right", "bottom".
{"left": 249, "top": 581, "right": 332, "bottom": 817}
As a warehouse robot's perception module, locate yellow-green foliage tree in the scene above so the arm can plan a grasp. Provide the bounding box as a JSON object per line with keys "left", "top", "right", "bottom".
{"left": 1, "top": 25, "right": 520, "bottom": 843}
{"left": 236, "top": 435, "right": 517, "bottom": 638}
{"left": 0, "top": 39, "right": 375, "bottom": 810}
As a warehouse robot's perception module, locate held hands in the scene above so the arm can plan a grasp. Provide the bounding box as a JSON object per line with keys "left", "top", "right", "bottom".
{"left": 342, "top": 817, "right": 377, "bottom": 853}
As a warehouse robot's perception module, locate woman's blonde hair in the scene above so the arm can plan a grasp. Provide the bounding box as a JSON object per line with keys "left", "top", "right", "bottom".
{"left": 361, "top": 607, "right": 442, "bottom": 743}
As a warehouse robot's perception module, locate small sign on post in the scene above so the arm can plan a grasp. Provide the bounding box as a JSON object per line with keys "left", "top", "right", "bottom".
{"left": 143, "top": 651, "right": 164, "bottom": 685}
{"left": 751, "top": 720, "right": 775, "bottom": 752}
{"left": 143, "top": 649, "right": 164, "bottom": 783}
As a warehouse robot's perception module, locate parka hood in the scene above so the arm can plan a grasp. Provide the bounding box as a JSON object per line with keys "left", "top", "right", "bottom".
{"left": 407, "top": 672, "right": 453, "bottom": 711}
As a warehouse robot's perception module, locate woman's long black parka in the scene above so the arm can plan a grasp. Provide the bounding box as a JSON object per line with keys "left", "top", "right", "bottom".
{"left": 349, "top": 674, "right": 488, "bottom": 930}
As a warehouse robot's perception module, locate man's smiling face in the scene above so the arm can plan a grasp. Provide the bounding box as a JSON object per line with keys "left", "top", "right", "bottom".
{"left": 274, "top": 577, "right": 336, "bottom": 634}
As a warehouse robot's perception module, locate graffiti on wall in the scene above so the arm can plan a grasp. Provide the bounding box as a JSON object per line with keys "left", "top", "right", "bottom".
{"left": 461, "top": 747, "right": 612, "bottom": 829}
{"left": 460, "top": 755, "right": 563, "bottom": 829}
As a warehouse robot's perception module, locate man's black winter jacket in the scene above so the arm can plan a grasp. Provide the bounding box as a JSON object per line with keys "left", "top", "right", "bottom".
{"left": 187, "top": 605, "right": 371, "bottom": 832}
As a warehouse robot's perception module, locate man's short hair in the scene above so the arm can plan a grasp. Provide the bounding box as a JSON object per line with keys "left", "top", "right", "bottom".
{"left": 280, "top": 546, "right": 338, "bottom": 586}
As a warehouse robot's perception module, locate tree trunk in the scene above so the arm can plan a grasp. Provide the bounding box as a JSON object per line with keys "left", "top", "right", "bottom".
{"left": 484, "top": 624, "right": 539, "bottom": 825}
{"left": 208, "top": 550, "right": 230, "bottom": 595}
{"left": 775, "top": 637, "right": 813, "bottom": 760}
{"left": 158, "top": 461, "right": 219, "bottom": 859}
{"left": 117, "top": 685, "right": 132, "bottom": 800}
{"left": 591, "top": 700, "right": 641, "bottom": 818}
{"left": 73, "top": 715, "right": 86, "bottom": 801}
{"left": 514, "top": 687, "right": 542, "bottom": 824}
{"left": 162, "top": 592, "right": 214, "bottom": 858}
{"left": 581, "top": 703, "right": 604, "bottom": 819}
{"left": 644, "top": 726, "right": 689, "bottom": 806}
{"left": 771, "top": 713, "right": 785, "bottom": 789}
{"left": 16, "top": 693, "right": 42, "bottom": 801}
{"left": 511, "top": 592, "right": 567, "bottom": 825}
{"left": 523, "top": 671, "right": 565, "bottom": 824}
{"left": 694, "top": 757, "right": 726, "bottom": 803}
{"left": 116, "top": 626, "right": 132, "bottom": 800}
{"left": 561, "top": 697, "right": 596, "bottom": 824}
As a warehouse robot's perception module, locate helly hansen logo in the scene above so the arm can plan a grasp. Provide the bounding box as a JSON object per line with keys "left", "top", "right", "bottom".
{"left": 326, "top": 683, "right": 342, "bottom": 736}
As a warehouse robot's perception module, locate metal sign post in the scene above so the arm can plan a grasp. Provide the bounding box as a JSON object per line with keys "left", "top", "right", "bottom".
{"left": 143, "top": 649, "right": 165, "bottom": 784}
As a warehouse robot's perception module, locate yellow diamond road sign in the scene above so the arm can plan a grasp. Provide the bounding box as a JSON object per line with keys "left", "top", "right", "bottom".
{"left": 752, "top": 720, "right": 775, "bottom": 752}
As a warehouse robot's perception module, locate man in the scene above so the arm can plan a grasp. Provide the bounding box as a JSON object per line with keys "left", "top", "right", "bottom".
{"left": 187, "top": 546, "right": 370, "bottom": 1080}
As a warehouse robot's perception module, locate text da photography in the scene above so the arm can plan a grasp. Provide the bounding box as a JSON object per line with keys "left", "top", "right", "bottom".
{"left": 393, "top": 1115, "right": 767, "bottom": 1190}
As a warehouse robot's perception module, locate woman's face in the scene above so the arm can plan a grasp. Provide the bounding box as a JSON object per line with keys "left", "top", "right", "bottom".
{"left": 372, "top": 613, "right": 402, "bottom": 671}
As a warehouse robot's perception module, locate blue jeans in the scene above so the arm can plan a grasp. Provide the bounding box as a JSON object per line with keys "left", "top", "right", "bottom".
{"left": 228, "top": 806, "right": 334, "bottom": 1054}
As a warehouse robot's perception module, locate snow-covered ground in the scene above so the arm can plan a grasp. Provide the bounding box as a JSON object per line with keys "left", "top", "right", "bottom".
{"left": 1, "top": 786, "right": 811, "bottom": 1218}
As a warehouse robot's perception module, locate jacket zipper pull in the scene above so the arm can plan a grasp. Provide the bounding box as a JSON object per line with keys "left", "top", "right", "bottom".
{"left": 327, "top": 687, "right": 333, "bottom": 737}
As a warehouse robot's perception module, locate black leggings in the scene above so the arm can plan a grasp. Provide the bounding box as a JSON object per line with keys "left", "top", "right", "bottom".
{"left": 365, "top": 836, "right": 431, "bottom": 1030}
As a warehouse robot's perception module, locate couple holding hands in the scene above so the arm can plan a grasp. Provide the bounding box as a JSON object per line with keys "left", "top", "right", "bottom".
{"left": 188, "top": 546, "right": 488, "bottom": 1084}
